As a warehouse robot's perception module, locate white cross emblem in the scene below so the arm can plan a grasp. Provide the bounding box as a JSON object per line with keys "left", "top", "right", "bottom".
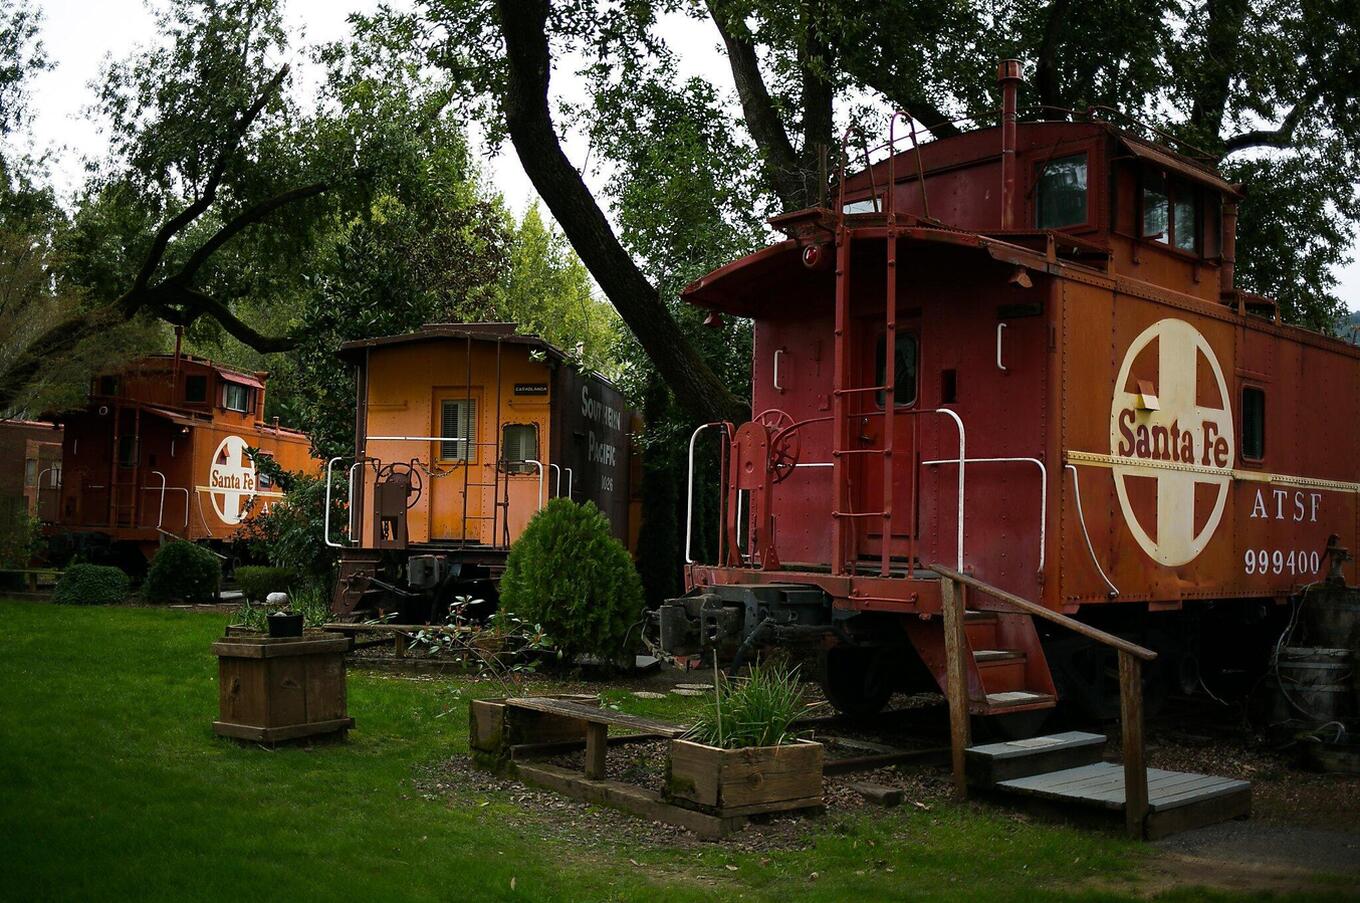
{"left": 209, "top": 435, "right": 257, "bottom": 526}
{"left": 1108, "top": 318, "right": 1233, "bottom": 566}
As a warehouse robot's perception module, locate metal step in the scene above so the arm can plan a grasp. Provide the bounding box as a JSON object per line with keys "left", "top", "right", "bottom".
{"left": 972, "top": 649, "right": 1024, "bottom": 662}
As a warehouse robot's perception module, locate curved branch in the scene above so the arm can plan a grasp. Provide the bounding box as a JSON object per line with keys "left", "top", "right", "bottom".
{"left": 129, "top": 63, "right": 291, "bottom": 297}
{"left": 494, "top": 0, "right": 742, "bottom": 425}
{"left": 152, "top": 286, "right": 296, "bottom": 352}
{"left": 1222, "top": 92, "right": 1318, "bottom": 154}
{"left": 177, "top": 181, "right": 328, "bottom": 282}
{"left": 837, "top": 56, "right": 961, "bottom": 139}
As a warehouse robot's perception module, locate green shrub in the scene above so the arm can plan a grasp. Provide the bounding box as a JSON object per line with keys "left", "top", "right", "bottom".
{"left": 499, "top": 498, "right": 643, "bottom": 663}
{"left": 685, "top": 663, "right": 807, "bottom": 749}
{"left": 145, "top": 541, "right": 221, "bottom": 603}
{"left": 54, "top": 564, "right": 130, "bottom": 606}
{"left": 233, "top": 565, "right": 298, "bottom": 604}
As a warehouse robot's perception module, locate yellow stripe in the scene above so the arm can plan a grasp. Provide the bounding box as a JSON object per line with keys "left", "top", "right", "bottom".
{"left": 193, "top": 486, "right": 286, "bottom": 498}
{"left": 1065, "top": 450, "right": 1360, "bottom": 493}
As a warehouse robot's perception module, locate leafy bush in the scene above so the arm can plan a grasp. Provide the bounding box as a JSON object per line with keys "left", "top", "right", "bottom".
{"left": 238, "top": 463, "right": 343, "bottom": 582}
{"left": 498, "top": 499, "right": 643, "bottom": 663}
{"left": 686, "top": 663, "right": 808, "bottom": 749}
{"left": 145, "top": 541, "right": 221, "bottom": 603}
{"left": 233, "top": 565, "right": 298, "bottom": 604}
{"left": 0, "top": 498, "right": 41, "bottom": 568}
{"left": 54, "top": 563, "right": 129, "bottom": 606}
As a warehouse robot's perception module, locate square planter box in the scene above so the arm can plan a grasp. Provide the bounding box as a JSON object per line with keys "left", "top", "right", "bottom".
{"left": 213, "top": 635, "right": 354, "bottom": 744}
{"left": 469, "top": 694, "right": 599, "bottom": 754}
{"left": 666, "top": 738, "right": 824, "bottom": 816}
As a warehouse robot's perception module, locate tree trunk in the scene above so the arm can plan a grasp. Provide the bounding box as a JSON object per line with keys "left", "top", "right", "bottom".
{"left": 494, "top": 0, "right": 744, "bottom": 425}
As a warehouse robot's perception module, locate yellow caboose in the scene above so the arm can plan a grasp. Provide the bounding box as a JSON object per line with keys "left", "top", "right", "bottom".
{"left": 330, "top": 323, "right": 637, "bottom": 619}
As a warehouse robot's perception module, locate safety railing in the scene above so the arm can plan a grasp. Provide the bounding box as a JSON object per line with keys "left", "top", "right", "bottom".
{"left": 931, "top": 563, "right": 1156, "bottom": 839}
{"left": 923, "top": 455, "right": 1044, "bottom": 572}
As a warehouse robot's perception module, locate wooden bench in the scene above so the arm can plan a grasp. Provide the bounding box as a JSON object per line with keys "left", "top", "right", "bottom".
{"left": 0, "top": 568, "right": 60, "bottom": 593}
{"left": 502, "top": 696, "right": 683, "bottom": 780}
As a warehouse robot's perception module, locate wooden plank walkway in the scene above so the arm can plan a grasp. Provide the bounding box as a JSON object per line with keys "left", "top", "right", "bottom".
{"left": 998, "top": 762, "right": 1250, "bottom": 812}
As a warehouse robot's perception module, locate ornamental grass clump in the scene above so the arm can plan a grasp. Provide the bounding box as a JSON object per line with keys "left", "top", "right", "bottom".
{"left": 686, "top": 663, "right": 807, "bottom": 750}
{"left": 498, "top": 498, "right": 643, "bottom": 664}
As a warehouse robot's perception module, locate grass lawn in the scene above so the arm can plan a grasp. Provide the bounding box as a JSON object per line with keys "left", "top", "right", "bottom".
{"left": 0, "top": 600, "right": 1344, "bottom": 902}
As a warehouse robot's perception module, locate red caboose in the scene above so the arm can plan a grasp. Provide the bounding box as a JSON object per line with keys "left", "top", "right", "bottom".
{"left": 656, "top": 64, "right": 1359, "bottom": 722}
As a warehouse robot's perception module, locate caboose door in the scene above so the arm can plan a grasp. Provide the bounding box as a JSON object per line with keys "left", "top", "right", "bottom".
{"left": 429, "top": 389, "right": 485, "bottom": 542}
{"left": 850, "top": 315, "right": 921, "bottom": 566}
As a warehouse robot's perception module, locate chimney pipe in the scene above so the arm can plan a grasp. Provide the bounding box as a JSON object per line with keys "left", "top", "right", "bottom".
{"left": 997, "top": 59, "right": 1023, "bottom": 231}
{"left": 1221, "top": 200, "right": 1238, "bottom": 298}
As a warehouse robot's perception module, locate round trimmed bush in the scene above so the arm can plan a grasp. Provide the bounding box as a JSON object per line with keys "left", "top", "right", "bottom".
{"left": 499, "top": 499, "right": 643, "bottom": 662}
{"left": 54, "top": 563, "right": 130, "bottom": 605}
{"left": 233, "top": 565, "right": 299, "bottom": 604}
{"left": 145, "top": 540, "right": 221, "bottom": 603}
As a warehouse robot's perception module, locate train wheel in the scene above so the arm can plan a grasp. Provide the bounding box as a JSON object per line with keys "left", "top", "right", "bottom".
{"left": 822, "top": 648, "right": 894, "bottom": 718}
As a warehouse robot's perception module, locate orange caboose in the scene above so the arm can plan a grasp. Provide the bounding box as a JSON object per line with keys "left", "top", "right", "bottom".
{"left": 53, "top": 353, "right": 318, "bottom": 571}
{"left": 330, "top": 323, "right": 638, "bottom": 619}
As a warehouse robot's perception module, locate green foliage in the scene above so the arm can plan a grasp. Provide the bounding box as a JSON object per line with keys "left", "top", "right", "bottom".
{"left": 53, "top": 563, "right": 129, "bottom": 606}
{"left": 238, "top": 460, "right": 344, "bottom": 581}
{"left": 232, "top": 565, "right": 297, "bottom": 604}
{"left": 144, "top": 540, "right": 220, "bottom": 603}
{"left": 230, "top": 577, "right": 330, "bottom": 632}
{"left": 499, "top": 499, "right": 643, "bottom": 663}
{"left": 686, "top": 662, "right": 809, "bottom": 750}
{"left": 0, "top": 498, "right": 40, "bottom": 568}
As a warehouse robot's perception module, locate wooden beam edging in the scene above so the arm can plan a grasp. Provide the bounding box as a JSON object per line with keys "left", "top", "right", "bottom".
{"left": 929, "top": 565, "right": 1156, "bottom": 661}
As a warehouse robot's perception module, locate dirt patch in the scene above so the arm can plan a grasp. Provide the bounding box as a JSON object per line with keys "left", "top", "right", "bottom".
{"left": 414, "top": 749, "right": 956, "bottom": 854}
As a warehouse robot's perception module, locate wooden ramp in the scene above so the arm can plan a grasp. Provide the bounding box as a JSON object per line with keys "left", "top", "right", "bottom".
{"left": 967, "top": 732, "right": 1251, "bottom": 839}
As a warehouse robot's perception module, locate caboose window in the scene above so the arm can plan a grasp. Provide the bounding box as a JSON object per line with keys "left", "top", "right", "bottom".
{"left": 1035, "top": 153, "right": 1087, "bottom": 229}
{"left": 184, "top": 375, "right": 207, "bottom": 403}
{"left": 501, "top": 423, "right": 539, "bottom": 474}
{"left": 874, "top": 333, "right": 918, "bottom": 407}
{"left": 1141, "top": 172, "right": 1201, "bottom": 253}
{"left": 1242, "top": 386, "right": 1265, "bottom": 460}
{"left": 224, "top": 382, "right": 252, "bottom": 413}
{"left": 439, "top": 398, "right": 477, "bottom": 462}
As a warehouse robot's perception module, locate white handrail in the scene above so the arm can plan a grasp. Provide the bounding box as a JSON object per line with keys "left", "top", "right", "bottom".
{"left": 685, "top": 423, "right": 726, "bottom": 564}
{"left": 923, "top": 456, "right": 1045, "bottom": 571}
{"left": 1065, "top": 463, "right": 1119, "bottom": 596}
{"left": 150, "top": 470, "right": 167, "bottom": 530}
{"left": 525, "top": 459, "right": 546, "bottom": 511}
{"left": 323, "top": 456, "right": 344, "bottom": 549}
{"left": 996, "top": 322, "right": 1007, "bottom": 370}
{"left": 548, "top": 462, "right": 562, "bottom": 497}
{"left": 773, "top": 349, "right": 785, "bottom": 391}
{"left": 564, "top": 467, "right": 573, "bottom": 500}
{"left": 932, "top": 408, "right": 966, "bottom": 570}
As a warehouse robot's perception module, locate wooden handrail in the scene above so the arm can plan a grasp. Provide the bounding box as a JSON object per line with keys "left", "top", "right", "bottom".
{"left": 931, "top": 563, "right": 1154, "bottom": 839}
{"left": 930, "top": 564, "right": 1156, "bottom": 661}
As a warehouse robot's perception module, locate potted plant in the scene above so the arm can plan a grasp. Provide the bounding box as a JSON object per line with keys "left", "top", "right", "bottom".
{"left": 666, "top": 663, "right": 824, "bottom": 816}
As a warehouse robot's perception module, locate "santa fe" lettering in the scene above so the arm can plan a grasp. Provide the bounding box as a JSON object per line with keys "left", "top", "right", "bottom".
{"left": 1116, "top": 411, "right": 1228, "bottom": 468}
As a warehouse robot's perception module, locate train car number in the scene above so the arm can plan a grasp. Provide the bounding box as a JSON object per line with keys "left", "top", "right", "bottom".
{"left": 1243, "top": 548, "right": 1321, "bottom": 576}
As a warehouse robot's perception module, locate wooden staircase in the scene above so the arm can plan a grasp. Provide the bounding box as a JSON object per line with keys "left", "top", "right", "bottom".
{"left": 967, "top": 732, "right": 1252, "bottom": 840}
{"left": 963, "top": 610, "right": 1056, "bottom": 713}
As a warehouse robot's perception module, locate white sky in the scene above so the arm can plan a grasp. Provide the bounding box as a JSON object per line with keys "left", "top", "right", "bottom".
{"left": 22, "top": 0, "right": 1360, "bottom": 309}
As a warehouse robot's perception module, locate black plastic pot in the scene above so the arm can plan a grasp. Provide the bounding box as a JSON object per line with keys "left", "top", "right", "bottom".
{"left": 267, "top": 611, "right": 304, "bottom": 638}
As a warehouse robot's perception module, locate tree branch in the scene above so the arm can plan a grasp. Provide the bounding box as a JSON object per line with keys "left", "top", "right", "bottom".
{"left": 798, "top": 12, "right": 835, "bottom": 201}
{"left": 494, "top": 0, "right": 743, "bottom": 425}
{"left": 128, "top": 63, "right": 291, "bottom": 301}
{"left": 150, "top": 285, "right": 296, "bottom": 352}
{"left": 1036, "top": 0, "right": 1071, "bottom": 111}
{"left": 1223, "top": 92, "right": 1319, "bottom": 154}
{"left": 838, "top": 55, "right": 961, "bottom": 139}
{"left": 176, "top": 181, "right": 328, "bottom": 283}
{"left": 705, "top": 0, "right": 804, "bottom": 209}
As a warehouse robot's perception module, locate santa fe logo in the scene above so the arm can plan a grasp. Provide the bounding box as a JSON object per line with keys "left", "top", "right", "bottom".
{"left": 209, "top": 435, "right": 258, "bottom": 526}
{"left": 1108, "top": 318, "right": 1233, "bottom": 567}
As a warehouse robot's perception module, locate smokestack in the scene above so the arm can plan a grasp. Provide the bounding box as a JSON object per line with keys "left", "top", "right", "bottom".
{"left": 1221, "top": 200, "right": 1238, "bottom": 297}
{"left": 997, "top": 60, "right": 1023, "bottom": 231}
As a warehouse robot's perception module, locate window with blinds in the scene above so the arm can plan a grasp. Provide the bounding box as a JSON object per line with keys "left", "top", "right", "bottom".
{"left": 501, "top": 423, "right": 538, "bottom": 472}
{"left": 439, "top": 398, "right": 476, "bottom": 461}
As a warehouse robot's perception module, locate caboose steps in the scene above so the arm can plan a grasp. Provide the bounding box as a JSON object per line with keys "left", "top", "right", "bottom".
{"left": 966, "top": 733, "right": 1251, "bottom": 838}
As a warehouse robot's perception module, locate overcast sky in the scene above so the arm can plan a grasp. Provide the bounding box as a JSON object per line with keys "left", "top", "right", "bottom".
{"left": 23, "top": 0, "right": 1360, "bottom": 309}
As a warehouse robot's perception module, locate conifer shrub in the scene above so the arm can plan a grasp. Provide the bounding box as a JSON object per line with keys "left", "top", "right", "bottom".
{"left": 145, "top": 540, "right": 221, "bottom": 603}
{"left": 498, "top": 499, "right": 643, "bottom": 663}
{"left": 53, "top": 563, "right": 130, "bottom": 606}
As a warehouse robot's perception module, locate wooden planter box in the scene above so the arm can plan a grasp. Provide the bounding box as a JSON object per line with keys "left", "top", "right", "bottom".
{"left": 666, "top": 738, "right": 824, "bottom": 816}
{"left": 213, "top": 635, "right": 354, "bottom": 744}
{"left": 469, "top": 694, "right": 598, "bottom": 754}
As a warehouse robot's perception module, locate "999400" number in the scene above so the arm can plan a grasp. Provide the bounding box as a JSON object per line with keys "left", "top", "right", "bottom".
{"left": 1243, "top": 548, "right": 1320, "bottom": 576}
